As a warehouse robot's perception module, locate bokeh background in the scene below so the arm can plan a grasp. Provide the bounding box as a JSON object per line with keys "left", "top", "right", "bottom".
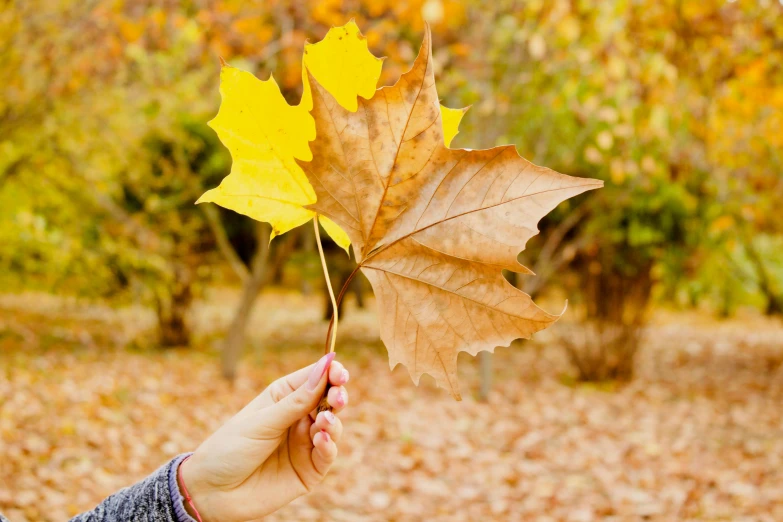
{"left": 2, "top": 0, "right": 783, "bottom": 520}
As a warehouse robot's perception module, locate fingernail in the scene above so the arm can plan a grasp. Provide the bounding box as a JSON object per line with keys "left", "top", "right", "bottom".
{"left": 337, "top": 389, "right": 346, "bottom": 406}
{"left": 307, "top": 353, "right": 336, "bottom": 391}
{"left": 324, "top": 411, "right": 336, "bottom": 424}
{"left": 321, "top": 429, "right": 331, "bottom": 443}
{"left": 341, "top": 369, "right": 350, "bottom": 384}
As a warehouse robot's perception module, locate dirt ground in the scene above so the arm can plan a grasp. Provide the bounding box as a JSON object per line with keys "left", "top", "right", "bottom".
{"left": 1, "top": 290, "right": 782, "bottom": 521}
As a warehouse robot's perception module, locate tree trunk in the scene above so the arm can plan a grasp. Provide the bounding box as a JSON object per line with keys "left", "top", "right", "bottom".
{"left": 156, "top": 264, "right": 194, "bottom": 347}
{"left": 561, "top": 256, "right": 653, "bottom": 382}
{"left": 478, "top": 351, "right": 492, "bottom": 402}
{"left": 743, "top": 234, "right": 783, "bottom": 316}
{"left": 202, "top": 205, "right": 249, "bottom": 283}
{"left": 353, "top": 273, "right": 365, "bottom": 309}
{"left": 222, "top": 223, "right": 271, "bottom": 382}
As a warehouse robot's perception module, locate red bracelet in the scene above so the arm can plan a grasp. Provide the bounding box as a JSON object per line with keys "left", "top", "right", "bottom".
{"left": 178, "top": 455, "right": 204, "bottom": 522}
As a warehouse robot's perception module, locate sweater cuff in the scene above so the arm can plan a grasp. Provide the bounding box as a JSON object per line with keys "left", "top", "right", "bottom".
{"left": 167, "top": 453, "right": 197, "bottom": 522}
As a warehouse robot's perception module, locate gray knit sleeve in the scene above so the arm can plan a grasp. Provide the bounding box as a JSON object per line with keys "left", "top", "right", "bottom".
{"left": 67, "top": 454, "right": 191, "bottom": 522}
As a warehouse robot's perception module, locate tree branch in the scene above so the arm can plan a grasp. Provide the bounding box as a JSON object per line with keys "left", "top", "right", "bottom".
{"left": 201, "top": 204, "right": 249, "bottom": 283}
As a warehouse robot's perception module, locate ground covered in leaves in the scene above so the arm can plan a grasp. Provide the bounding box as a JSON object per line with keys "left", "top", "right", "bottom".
{"left": 1, "top": 291, "right": 783, "bottom": 521}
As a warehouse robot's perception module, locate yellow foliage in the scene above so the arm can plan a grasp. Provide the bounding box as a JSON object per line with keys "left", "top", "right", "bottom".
{"left": 197, "top": 67, "right": 317, "bottom": 240}
{"left": 711, "top": 215, "right": 735, "bottom": 234}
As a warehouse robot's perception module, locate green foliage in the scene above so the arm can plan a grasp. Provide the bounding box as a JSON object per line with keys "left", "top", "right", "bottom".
{"left": 0, "top": 1, "right": 231, "bottom": 344}
{"left": 1, "top": 0, "right": 781, "bottom": 345}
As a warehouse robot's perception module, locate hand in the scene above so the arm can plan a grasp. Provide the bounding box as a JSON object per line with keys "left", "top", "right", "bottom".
{"left": 179, "top": 353, "right": 349, "bottom": 521}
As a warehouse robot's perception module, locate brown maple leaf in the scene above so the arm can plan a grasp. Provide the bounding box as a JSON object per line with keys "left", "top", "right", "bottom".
{"left": 298, "top": 26, "right": 603, "bottom": 400}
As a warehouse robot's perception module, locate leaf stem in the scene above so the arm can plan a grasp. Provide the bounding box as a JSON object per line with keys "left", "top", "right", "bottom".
{"left": 314, "top": 216, "right": 339, "bottom": 354}
{"left": 323, "top": 265, "right": 361, "bottom": 353}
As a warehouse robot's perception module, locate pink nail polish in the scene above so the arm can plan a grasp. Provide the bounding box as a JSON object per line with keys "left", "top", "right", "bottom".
{"left": 324, "top": 410, "right": 336, "bottom": 424}
{"left": 338, "top": 389, "right": 346, "bottom": 406}
{"left": 307, "top": 353, "right": 336, "bottom": 390}
{"left": 341, "top": 369, "right": 350, "bottom": 384}
{"left": 321, "top": 430, "right": 331, "bottom": 443}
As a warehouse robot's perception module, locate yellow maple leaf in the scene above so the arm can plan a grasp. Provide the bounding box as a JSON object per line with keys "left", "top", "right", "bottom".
{"left": 198, "top": 21, "right": 468, "bottom": 254}
{"left": 300, "top": 21, "right": 382, "bottom": 113}
{"left": 198, "top": 67, "right": 317, "bottom": 240}
{"left": 440, "top": 105, "right": 469, "bottom": 147}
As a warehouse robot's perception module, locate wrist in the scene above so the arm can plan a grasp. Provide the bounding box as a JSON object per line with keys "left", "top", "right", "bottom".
{"left": 178, "top": 455, "right": 205, "bottom": 522}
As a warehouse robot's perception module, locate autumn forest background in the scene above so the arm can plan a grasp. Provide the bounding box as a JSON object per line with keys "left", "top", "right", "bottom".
{"left": 2, "top": 1, "right": 783, "bottom": 520}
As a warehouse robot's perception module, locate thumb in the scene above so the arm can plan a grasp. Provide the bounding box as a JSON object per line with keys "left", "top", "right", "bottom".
{"left": 260, "top": 353, "right": 335, "bottom": 432}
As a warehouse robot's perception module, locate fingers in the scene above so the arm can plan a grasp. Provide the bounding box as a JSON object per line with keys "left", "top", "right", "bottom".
{"left": 256, "top": 353, "right": 335, "bottom": 434}
{"left": 287, "top": 413, "right": 338, "bottom": 488}
{"left": 328, "top": 360, "right": 350, "bottom": 387}
{"left": 326, "top": 385, "right": 349, "bottom": 413}
{"left": 251, "top": 359, "right": 350, "bottom": 410}
{"left": 287, "top": 416, "right": 320, "bottom": 481}
{"left": 309, "top": 410, "right": 343, "bottom": 443}
{"left": 311, "top": 430, "right": 338, "bottom": 476}
{"left": 273, "top": 360, "right": 348, "bottom": 401}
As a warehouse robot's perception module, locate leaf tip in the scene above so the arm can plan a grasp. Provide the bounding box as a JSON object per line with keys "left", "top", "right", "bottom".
{"left": 514, "top": 261, "right": 535, "bottom": 275}
{"left": 302, "top": 66, "right": 318, "bottom": 91}
{"left": 345, "top": 18, "right": 359, "bottom": 31}
{"left": 554, "top": 300, "right": 569, "bottom": 322}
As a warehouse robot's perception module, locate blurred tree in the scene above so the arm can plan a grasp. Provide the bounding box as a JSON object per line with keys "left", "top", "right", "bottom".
{"left": 1, "top": 0, "right": 781, "bottom": 384}
{"left": 432, "top": 0, "right": 783, "bottom": 379}
{"left": 0, "top": 1, "right": 222, "bottom": 346}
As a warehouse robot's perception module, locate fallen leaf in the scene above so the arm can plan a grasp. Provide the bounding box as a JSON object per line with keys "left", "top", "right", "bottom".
{"left": 299, "top": 26, "right": 602, "bottom": 399}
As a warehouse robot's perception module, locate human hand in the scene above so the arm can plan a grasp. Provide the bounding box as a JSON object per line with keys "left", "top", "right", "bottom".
{"left": 179, "top": 353, "right": 349, "bottom": 521}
